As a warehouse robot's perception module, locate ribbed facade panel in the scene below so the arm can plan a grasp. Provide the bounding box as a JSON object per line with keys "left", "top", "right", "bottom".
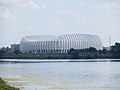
{"left": 20, "top": 34, "right": 102, "bottom": 53}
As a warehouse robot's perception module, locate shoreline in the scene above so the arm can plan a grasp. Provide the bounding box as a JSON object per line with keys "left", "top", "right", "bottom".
{"left": 0, "top": 59, "right": 120, "bottom": 63}
{"left": 0, "top": 77, "right": 20, "bottom": 90}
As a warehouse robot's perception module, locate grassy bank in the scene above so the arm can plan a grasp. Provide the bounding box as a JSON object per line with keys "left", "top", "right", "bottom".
{"left": 0, "top": 77, "right": 20, "bottom": 90}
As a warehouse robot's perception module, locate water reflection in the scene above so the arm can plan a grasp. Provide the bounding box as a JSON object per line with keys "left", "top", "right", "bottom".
{"left": 0, "top": 59, "right": 120, "bottom": 90}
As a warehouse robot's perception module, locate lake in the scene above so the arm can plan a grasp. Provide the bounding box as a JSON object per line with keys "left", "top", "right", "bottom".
{"left": 0, "top": 59, "right": 120, "bottom": 90}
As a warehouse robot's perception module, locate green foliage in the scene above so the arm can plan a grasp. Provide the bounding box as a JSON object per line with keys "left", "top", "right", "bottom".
{"left": 79, "top": 47, "right": 97, "bottom": 52}
{"left": 102, "top": 49, "right": 108, "bottom": 54}
{"left": 0, "top": 77, "right": 20, "bottom": 90}
{"left": 89, "top": 47, "right": 97, "bottom": 52}
{"left": 68, "top": 47, "right": 98, "bottom": 59}
{"left": 13, "top": 50, "right": 21, "bottom": 55}
{"left": 110, "top": 42, "right": 120, "bottom": 58}
{"left": 68, "top": 48, "right": 80, "bottom": 59}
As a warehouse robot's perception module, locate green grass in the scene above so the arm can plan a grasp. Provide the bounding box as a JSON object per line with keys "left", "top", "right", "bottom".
{"left": 0, "top": 77, "right": 20, "bottom": 90}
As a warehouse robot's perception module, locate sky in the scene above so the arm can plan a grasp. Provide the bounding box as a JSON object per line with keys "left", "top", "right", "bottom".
{"left": 0, "top": 0, "right": 120, "bottom": 47}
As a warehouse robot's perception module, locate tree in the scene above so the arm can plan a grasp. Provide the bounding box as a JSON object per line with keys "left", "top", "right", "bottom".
{"left": 68, "top": 48, "right": 80, "bottom": 59}
{"left": 102, "top": 49, "right": 108, "bottom": 54}
{"left": 13, "top": 50, "right": 21, "bottom": 55}
{"left": 88, "top": 47, "right": 97, "bottom": 52}
{"left": 0, "top": 47, "right": 7, "bottom": 58}
{"left": 110, "top": 42, "right": 120, "bottom": 58}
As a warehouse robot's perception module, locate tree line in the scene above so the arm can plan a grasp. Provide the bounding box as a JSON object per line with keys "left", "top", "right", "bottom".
{"left": 68, "top": 42, "right": 120, "bottom": 59}
{"left": 0, "top": 42, "right": 120, "bottom": 59}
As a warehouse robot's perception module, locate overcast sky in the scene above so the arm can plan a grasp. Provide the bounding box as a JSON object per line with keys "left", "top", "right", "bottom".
{"left": 0, "top": 0, "right": 120, "bottom": 47}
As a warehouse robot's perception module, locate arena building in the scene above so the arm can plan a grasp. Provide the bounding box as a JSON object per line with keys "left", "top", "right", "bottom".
{"left": 20, "top": 34, "right": 102, "bottom": 53}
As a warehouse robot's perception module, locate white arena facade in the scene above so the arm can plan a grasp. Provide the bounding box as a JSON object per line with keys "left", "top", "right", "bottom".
{"left": 20, "top": 34, "right": 102, "bottom": 53}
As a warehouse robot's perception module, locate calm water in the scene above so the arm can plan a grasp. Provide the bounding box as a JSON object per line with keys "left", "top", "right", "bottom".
{"left": 0, "top": 59, "right": 120, "bottom": 90}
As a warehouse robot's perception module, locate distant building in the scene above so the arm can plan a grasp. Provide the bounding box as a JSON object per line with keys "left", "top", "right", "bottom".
{"left": 20, "top": 34, "right": 102, "bottom": 53}
{"left": 11, "top": 44, "right": 20, "bottom": 52}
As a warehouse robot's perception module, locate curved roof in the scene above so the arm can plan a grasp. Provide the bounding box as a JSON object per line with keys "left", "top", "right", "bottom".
{"left": 21, "top": 35, "right": 57, "bottom": 42}
{"left": 57, "top": 34, "right": 101, "bottom": 41}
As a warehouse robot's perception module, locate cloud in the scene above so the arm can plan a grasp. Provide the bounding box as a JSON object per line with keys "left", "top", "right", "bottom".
{"left": 45, "top": 20, "right": 65, "bottom": 33}
{"left": 0, "top": 7, "right": 16, "bottom": 20}
{"left": 79, "top": 0, "right": 120, "bottom": 13}
{"left": 20, "top": 1, "right": 46, "bottom": 10}
{"left": 100, "top": 1, "right": 120, "bottom": 12}
{"left": 0, "top": 0, "right": 18, "bottom": 20}
{"left": 57, "top": 9, "right": 80, "bottom": 18}
{"left": 0, "top": 0, "right": 47, "bottom": 20}
{"left": 0, "top": 0, "right": 47, "bottom": 10}
{"left": 0, "top": 0, "right": 19, "bottom": 5}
